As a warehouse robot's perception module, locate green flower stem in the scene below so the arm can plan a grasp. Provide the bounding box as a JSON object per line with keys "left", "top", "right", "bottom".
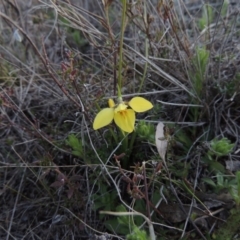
{"left": 109, "top": 127, "right": 118, "bottom": 145}
{"left": 129, "top": 129, "right": 137, "bottom": 153}
{"left": 117, "top": 85, "right": 122, "bottom": 101}
{"left": 121, "top": 129, "right": 128, "bottom": 151}
{"left": 121, "top": 129, "right": 137, "bottom": 168}
{"left": 118, "top": 0, "right": 127, "bottom": 97}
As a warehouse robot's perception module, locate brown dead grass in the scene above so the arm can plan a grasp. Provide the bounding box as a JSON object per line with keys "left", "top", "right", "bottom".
{"left": 0, "top": 0, "right": 240, "bottom": 239}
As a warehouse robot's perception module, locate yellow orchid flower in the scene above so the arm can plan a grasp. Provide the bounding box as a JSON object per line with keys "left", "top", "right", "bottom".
{"left": 93, "top": 97, "right": 153, "bottom": 133}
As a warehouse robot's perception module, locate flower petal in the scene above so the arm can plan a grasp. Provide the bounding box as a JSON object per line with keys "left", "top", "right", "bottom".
{"left": 108, "top": 99, "right": 115, "bottom": 108}
{"left": 93, "top": 108, "right": 114, "bottom": 130}
{"left": 114, "top": 109, "right": 135, "bottom": 133}
{"left": 128, "top": 97, "right": 153, "bottom": 112}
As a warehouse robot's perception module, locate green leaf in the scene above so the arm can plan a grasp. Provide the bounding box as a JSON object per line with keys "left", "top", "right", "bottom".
{"left": 116, "top": 205, "right": 130, "bottom": 226}
{"left": 202, "top": 178, "right": 216, "bottom": 187}
{"left": 104, "top": 204, "right": 132, "bottom": 235}
{"left": 198, "top": 4, "right": 213, "bottom": 31}
{"left": 221, "top": 0, "right": 229, "bottom": 17}
{"left": 175, "top": 129, "right": 192, "bottom": 149}
{"left": 127, "top": 226, "right": 149, "bottom": 240}
{"left": 209, "top": 161, "right": 225, "bottom": 172}
{"left": 105, "top": 218, "right": 129, "bottom": 235}
{"left": 216, "top": 173, "right": 224, "bottom": 186}
{"left": 236, "top": 171, "right": 240, "bottom": 197}
{"left": 66, "top": 134, "right": 83, "bottom": 158}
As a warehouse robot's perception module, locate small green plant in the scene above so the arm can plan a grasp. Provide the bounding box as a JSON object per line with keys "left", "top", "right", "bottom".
{"left": 101, "top": 203, "right": 155, "bottom": 239}
{"left": 191, "top": 47, "right": 209, "bottom": 100}
{"left": 218, "top": 72, "right": 240, "bottom": 97}
{"left": 203, "top": 171, "right": 240, "bottom": 205}
{"left": 203, "top": 137, "right": 234, "bottom": 172}
{"left": 175, "top": 128, "right": 192, "bottom": 151}
{"left": 198, "top": 4, "right": 214, "bottom": 31}
{"left": 136, "top": 120, "right": 155, "bottom": 143}
{"left": 92, "top": 184, "right": 118, "bottom": 216}
{"left": 66, "top": 134, "right": 84, "bottom": 158}
{"left": 221, "top": 0, "right": 229, "bottom": 18}
{"left": 189, "top": 47, "right": 209, "bottom": 131}
{"left": 59, "top": 16, "right": 88, "bottom": 47}
{"left": 207, "top": 137, "right": 234, "bottom": 159}
{"left": 103, "top": 204, "right": 145, "bottom": 236}
{"left": 229, "top": 171, "right": 240, "bottom": 206}
{"left": 203, "top": 172, "right": 236, "bottom": 194}
{"left": 126, "top": 226, "right": 150, "bottom": 240}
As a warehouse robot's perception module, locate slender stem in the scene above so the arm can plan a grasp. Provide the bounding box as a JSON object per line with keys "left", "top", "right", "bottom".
{"left": 142, "top": 161, "right": 151, "bottom": 221}
{"left": 129, "top": 129, "right": 137, "bottom": 153}
{"left": 109, "top": 127, "right": 118, "bottom": 145}
{"left": 138, "top": 0, "right": 149, "bottom": 93}
{"left": 138, "top": 38, "right": 149, "bottom": 93}
{"left": 105, "top": 4, "right": 114, "bottom": 42}
{"left": 104, "top": 4, "right": 116, "bottom": 96}
{"left": 118, "top": 0, "right": 127, "bottom": 97}
{"left": 119, "top": 129, "right": 131, "bottom": 169}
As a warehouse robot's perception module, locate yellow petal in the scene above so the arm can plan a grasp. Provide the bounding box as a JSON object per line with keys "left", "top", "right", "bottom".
{"left": 128, "top": 97, "right": 153, "bottom": 113}
{"left": 114, "top": 109, "right": 135, "bottom": 133}
{"left": 93, "top": 108, "right": 114, "bottom": 130}
{"left": 108, "top": 99, "right": 115, "bottom": 108}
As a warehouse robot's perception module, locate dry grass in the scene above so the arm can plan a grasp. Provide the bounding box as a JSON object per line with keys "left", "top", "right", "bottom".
{"left": 1, "top": 0, "right": 240, "bottom": 239}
